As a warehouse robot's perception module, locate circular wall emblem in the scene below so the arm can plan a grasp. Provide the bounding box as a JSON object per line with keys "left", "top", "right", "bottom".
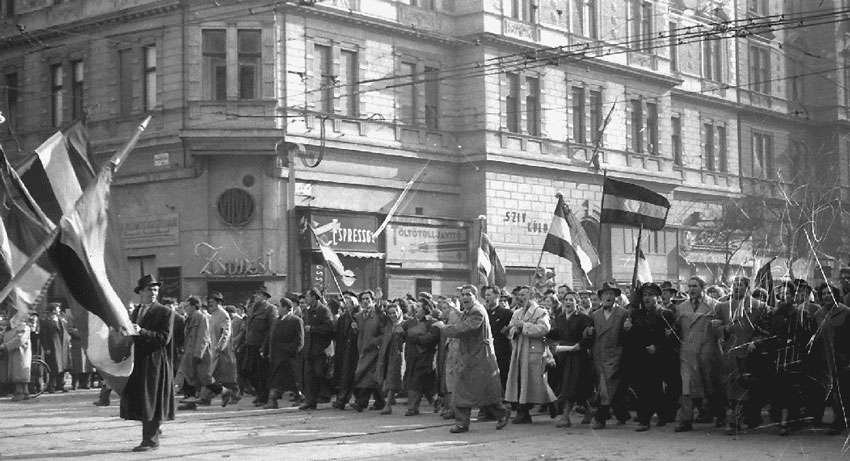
{"left": 217, "top": 188, "right": 255, "bottom": 227}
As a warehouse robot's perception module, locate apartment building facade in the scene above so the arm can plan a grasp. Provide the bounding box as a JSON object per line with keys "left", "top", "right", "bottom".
{"left": 1, "top": 0, "right": 847, "bottom": 300}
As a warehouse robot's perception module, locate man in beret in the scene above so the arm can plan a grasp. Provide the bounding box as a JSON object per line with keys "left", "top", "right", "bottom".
{"left": 120, "top": 275, "right": 175, "bottom": 452}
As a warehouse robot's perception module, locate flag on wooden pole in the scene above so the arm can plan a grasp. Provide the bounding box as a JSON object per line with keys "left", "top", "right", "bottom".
{"left": 542, "top": 193, "right": 600, "bottom": 279}
{"left": 478, "top": 231, "right": 506, "bottom": 288}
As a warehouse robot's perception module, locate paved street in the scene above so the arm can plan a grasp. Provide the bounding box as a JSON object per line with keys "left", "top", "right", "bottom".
{"left": 1, "top": 390, "right": 848, "bottom": 460}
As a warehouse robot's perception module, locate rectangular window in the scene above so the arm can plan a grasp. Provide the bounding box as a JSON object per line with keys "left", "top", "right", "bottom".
{"left": 703, "top": 39, "right": 723, "bottom": 81}
{"left": 5, "top": 72, "right": 17, "bottom": 125}
{"left": 339, "top": 50, "right": 358, "bottom": 116}
{"left": 753, "top": 131, "right": 774, "bottom": 178}
{"left": 119, "top": 49, "right": 133, "bottom": 115}
{"left": 237, "top": 30, "right": 261, "bottom": 100}
{"left": 424, "top": 66, "right": 439, "bottom": 129}
{"left": 704, "top": 123, "right": 715, "bottom": 171}
{"left": 315, "top": 44, "right": 333, "bottom": 113}
{"left": 630, "top": 99, "right": 643, "bottom": 153}
{"left": 749, "top": 45, "right": 771, "bottom": 95}
{"left": 510, "top": 0, "right": 533, "bottom": 23}
{"left": 526, "top": 76, "right": 540, "bottom": 136}
{"left": 646, "top": 102, "right": 658, "bottom": 154}
{"left": 671, "top": 115, "right": 682, "bottom": 165}
{"left": 143, "top": 45, "right": 157, "bottom": 110}
{"left": 572, "top": 0, "right": 596, "bottom": 37}
{"left": 571, "top": 86, "right": 585, "bottom": 143}
{"left": 399, "top": 62, "right": 416, "bottom": 124}
{"left": 71, "top": 60, "right": 83, "bottom": 120}
{"left": 717, "top": 125, "right": 727, "bottom": 172}
{"left": 506, "top": 72, "right": 520, "bottom": 133}
{"left": 589, "top": 90, "right": 602, "bottom": 145}
{"left": 630, "top": 0, "right": 652, "bottom": 51}
{"left": 51, "top": 64, "right": 63, "bottom": 127}
{"left": 202, "top": 30, "right": 227, "bottom": 101}
{"left": 669, "top": 21, "right": 678, "bottom": 71}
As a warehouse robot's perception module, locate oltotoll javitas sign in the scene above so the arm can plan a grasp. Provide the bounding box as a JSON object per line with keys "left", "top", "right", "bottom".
{"left": 386, "top": 224, "right": 468, "bottom": 264}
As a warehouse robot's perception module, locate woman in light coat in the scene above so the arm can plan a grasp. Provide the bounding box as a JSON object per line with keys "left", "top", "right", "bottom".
{"left": 2, "top": 310, "right": 32, "bottom": 401}
{"left": 504, "top": 286, "right": 556, "bottom": 424}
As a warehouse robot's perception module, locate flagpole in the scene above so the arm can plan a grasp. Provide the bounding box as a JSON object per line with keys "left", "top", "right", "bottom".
{"left": 109, "top": 115, "right": 151, "bottom": 172}
{"left": 310, "top": 226, "right": 344, "bottom": 295}
{"left": 595, "top": 170, "right": 607, "bottom": 286}
{"left": 631, "top": 224, "right": 644, "bottom": 294}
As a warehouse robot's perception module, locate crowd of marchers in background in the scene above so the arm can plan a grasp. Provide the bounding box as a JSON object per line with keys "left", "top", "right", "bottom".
{"left": 4, "top": 269, "right": 850, "bottom": 439}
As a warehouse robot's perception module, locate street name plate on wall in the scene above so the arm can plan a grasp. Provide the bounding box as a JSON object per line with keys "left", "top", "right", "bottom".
{"left": 121, "top": 213, "right": 180, "bottom": 249}
{"left": 386, "top": 224, "right": 468, "bottom": 264}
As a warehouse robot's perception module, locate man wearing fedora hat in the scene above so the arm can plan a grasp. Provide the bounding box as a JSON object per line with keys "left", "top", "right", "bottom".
{"left": 120, "top": 274, "right": 175, "bottom": 452}
{"left": 240, "top": 286, "right": 279, "bottom": 407}
{"left": 586, "top": 281, "right": 631, "bottom": 429}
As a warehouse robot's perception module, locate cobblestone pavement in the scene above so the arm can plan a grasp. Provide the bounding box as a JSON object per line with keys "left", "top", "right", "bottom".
{"left": 1, "top": 390, "right": 847, "bottom": 460}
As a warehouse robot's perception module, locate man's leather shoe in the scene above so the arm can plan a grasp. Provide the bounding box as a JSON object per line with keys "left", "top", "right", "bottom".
{"left": 496, "top": 415, "right": 509, "bottom": 430}
{"left": 178, "top": 402, "right": 197, "bottom": 411}
{"left": 404, "top": 409, "right": 419, "bottom": 416}
{"left": 132, "top": 444, "right": 158, "bottom": 452}
{"left": 449, "top": 425, "right": 469, "bottom": 433}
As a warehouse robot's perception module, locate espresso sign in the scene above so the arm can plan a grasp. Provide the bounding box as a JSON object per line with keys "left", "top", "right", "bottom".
{"left": 302, "top": 211, "right": 380, "bottom": 252}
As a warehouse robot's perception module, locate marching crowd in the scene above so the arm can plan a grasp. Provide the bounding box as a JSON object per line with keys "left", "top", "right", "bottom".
{"left": 4, "top": 269, "right": 850, "bottom": 449}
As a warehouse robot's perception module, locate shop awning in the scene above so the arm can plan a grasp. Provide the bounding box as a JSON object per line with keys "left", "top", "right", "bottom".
{"left": 337, "top": 251, "right": 385, "bottom": 259}
{"left": 679, "top": 249, "right": 754, "bottom": 267}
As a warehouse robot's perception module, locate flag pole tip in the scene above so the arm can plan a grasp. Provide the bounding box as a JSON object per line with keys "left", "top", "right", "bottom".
{"left": 139, "top": 115, "right": 152, "bottom": 129}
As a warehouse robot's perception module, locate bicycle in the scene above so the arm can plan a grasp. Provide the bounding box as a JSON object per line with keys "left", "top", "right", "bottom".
{"left": 28, "top": 355, "right": 53, "bottom": 398}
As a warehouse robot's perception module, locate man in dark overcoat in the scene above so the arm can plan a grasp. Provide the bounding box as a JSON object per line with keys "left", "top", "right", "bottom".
{"left": 627, "top": 283, "right": 669, "bottom": 431}
{"left": 482, "top": 285, "right": 512, "bottom": 392}
{"left": 120, "top": 275, "right": 175, "bottom": 452}
{"left": 433, "top": 285, "right": 509, "bottom": 433}
{"left": 241, "top": 286, "right": 278, "bottom": 406}
{"left": 332, "top": 292, "right": 360, "bottom": 410}
{"left": 265, "top": 297, "right": 304, "bottom": 408}
{"left": 299, "top": 288, "right": 334, "bottom": 410}
{"left": 40, "top": 302, "right": 66, "bottom": 392}
{"left": 351, "top": 290, "right": 386, "bottom": 411}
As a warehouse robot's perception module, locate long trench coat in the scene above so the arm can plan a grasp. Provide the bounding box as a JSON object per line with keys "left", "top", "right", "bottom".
{"left": 437, "top": 307, "right": 462, "bottom": 395}
{"left": 504, "top": 302, "right": 556, "bottom": 405}
{"left": 589, "top": 306, "right": 628, "bottom": 405}
{"left": 208, "top": 307, "right": 237, "bottom": 385}
{"left": 353, "top": 311, "right": 385, "bottom": 389}
{"left": 40, "top": 314, "right": 66, "bottom": 375}
{"left": 179, "top": 309, "right": 213, "bottom": 387}
{"left": 2, "top": 320, "right": 31, "bottom": 383}
{"left": 376, "top": 322, "right": 404, "bottom": 393}
{"left": 268, "top": 313, "right": 304, "bottom": 393}
{"left": 333, "top": 311, "right": 359, "bottom": 395}
{"left": 677, "top": 296, "right": 723, "bottom": 399}
{"left": 440, "top": 301, "right": 502, "bottom": 408}
{"left": 120, "top": 303, "right": 175, "bottom": 422}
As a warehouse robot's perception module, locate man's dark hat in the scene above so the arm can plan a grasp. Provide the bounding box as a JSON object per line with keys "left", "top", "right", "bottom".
{"left": 254, "top": 285, "right": 272, "bottom": 298}
{"left": 417, "top": 291, "right": 433, "bottom": 300}
{"left": 207, "top": 291, "right": 224, "bottom": 302}
{"left": 597, "top": 281, "right": 622, "bottom": 298}
{"left": 660, "top": 281, "right": 677, "bottom": 293}
{"left": 639, "top": 282, "right": 662, "bottom": 297}
{"left": 134, "top": 274, "right": 162, "bottom": 294}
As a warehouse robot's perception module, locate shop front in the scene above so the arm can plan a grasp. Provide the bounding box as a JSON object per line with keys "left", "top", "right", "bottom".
{"left": 384, "top": 217, "right": 471, "bottom": 297}
{"left": 298, "top": 208, "right": 384, "bottom": 295}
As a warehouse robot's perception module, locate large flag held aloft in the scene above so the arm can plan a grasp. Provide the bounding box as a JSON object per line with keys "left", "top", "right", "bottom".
{"left": 0, "top": 147, "right": 53, "bottom": 314}
{"left": 478, "top": 230, "right": 506, "bottom": 288}
{"left": 542, "top": 193, "right": 600, "bottom": 278}
{"left": 600, "top": 177, "right": 670, "bottom": 231}
{"left": 754, "top": 257, "right": 776, "bottom": 307}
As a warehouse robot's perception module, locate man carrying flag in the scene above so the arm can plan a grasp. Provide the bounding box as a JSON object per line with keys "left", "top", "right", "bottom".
{"left": 541, "top": 194, "right": 600, "bottom": 284}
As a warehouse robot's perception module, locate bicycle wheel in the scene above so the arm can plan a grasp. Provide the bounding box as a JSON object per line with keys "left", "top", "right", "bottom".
{"left": 28, "top": 358, "right": 52, "bottom": 398}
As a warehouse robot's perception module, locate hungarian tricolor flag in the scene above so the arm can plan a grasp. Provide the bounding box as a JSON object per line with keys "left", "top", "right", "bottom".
{"left": 18, "top": 123, "right": 135, "bottom": 390}
{"left": 478, "top": 231, "right": 506, "bottom": 288}
{"left": 601, "top": 177, "right": 670, "bottom": 231}
{"left": 542, "top": 194, "right": 600, "bottom": 279}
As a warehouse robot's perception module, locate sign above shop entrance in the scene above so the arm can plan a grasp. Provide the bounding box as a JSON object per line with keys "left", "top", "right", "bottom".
{"left": 300, "top": 210, "right": 381, "bottom": 253}
{"left": 386, "top": 224, "right": 468, "bottom": 264}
